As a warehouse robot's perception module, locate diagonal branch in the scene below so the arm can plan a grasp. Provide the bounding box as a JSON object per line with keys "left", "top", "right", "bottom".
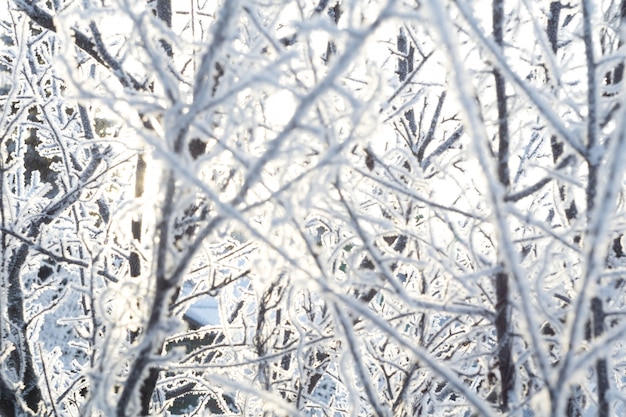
{"left": 452, "top": 0, "right": 586, "bottom": 157}
{"left": 12, "top": 0, "right": 144, "bottom": 90}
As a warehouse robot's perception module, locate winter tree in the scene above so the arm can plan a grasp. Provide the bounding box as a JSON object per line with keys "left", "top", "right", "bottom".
{"left": 2, "top": 0, "right": 626, "bottom": 416}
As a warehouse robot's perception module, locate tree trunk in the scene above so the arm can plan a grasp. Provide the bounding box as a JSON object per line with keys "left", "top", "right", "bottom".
{"left": 492, "top": 0, "right": 514, "bottom": 410}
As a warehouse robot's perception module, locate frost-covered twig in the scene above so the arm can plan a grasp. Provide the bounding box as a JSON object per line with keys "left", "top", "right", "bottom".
{"left": 452, "top": 0, "right": 586, "bottom": 157}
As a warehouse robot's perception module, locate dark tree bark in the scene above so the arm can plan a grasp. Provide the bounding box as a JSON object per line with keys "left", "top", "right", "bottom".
{"left": 547, "top": 2, "right": 562, "bottom": 54}
{"left": 492, "top": 0, "right": 514, "bottom": 410}
{"left": 397, "top": 29, "right": 417, "bottom": 140}
{"left": 591, "top": 297, "right": 609, "bottom": 416}
{"left": 580, "top": 1, "right": 610, "bottom": 414}
{"left": 2, "top": 139, "right": 105, "bottom": 416}
{"left": 6, "top": 238, "right": 43, "bottom": 415}
{"left": 156, "top": 0, "right": 173, "bottom": 57}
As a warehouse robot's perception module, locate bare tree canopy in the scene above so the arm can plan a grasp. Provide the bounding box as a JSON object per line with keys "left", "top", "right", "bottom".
{"left": 1, "top": 0, "right": 626, "bottom": 416}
